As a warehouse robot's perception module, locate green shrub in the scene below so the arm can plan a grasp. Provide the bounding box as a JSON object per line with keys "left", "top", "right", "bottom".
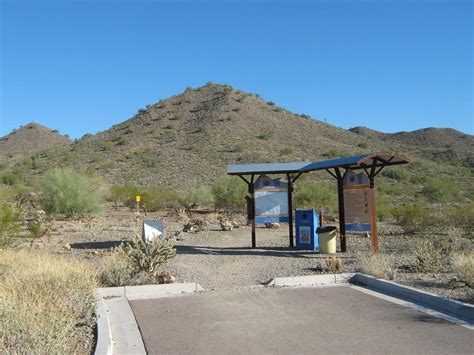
{"left": 0, "top": 172, "right": 21, "bottom": 186}
{"left": 381, "top": 168, "right": 407, "bottom": 181}
{"left": 294, "top": 180, "right": 337, "bottom": 213}
{"left": 109, "top": 185, "right": 140, "bottom": 206}
{"left": 0, "top": 204, "right": 21, "bottom": 246}
{"left": 233, "top": 144, "right": 245, "bottom": 153}
{"left": 422, "top": 177, "right": 457, "bottom": 202}
{"left": 392, "top": 203, "right": 431, "bottom": 232}
{"left": 40, "top": 168, "right": 104, "bottom": 217}
{"left": 116, "top": 137, "right": 129, "bottom": 146}
{"left": 212, "top": 176, "right": 247, "bottom": 211}
{"left": 178, "top": 184, "right": 214, "bottom": 210}
{"left": 98, "top": 141, "right": 113, "bottom": 151}
{"left": 258, "top": 132, "right": 273, "bottom": 140}
{"left": 279, "top": 147, "right": 293, "bottom": 156}
{"left": 357, "top": 142, "right": 369, "bottom": 149}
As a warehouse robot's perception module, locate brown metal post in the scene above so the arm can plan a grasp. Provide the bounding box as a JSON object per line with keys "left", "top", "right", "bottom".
{"left": 336, "top": 169, "right": 347, "bottom": 253}
{"left": 369, "top": 176, "right": 379, "bottom": 254}
{"left": 287, "top": 174, "right": 294, "bottom": 247}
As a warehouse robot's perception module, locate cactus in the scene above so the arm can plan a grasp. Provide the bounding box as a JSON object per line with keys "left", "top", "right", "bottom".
{"left": 117, "top": 234, "right": 176, "bottom": 277}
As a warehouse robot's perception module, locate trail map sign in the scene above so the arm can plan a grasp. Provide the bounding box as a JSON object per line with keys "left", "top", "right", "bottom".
{"left": 254, "top": 175, "right": 289, "bottom": 224}
{"left": 343, "top": 170, "right": 372, "bottom": 232}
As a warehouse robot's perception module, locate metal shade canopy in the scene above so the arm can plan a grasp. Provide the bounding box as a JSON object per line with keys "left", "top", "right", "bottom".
{"left": 227, "top": 152, "right": 410, "bottom": 176}
{"left": 227, "top": 152, "right": 410, "bottom": 252}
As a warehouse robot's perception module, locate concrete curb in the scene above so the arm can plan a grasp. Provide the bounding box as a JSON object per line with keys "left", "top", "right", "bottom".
{"left": 268, "top": 273, "right": 354, "bottom": 287}
{"left": 125, "top": 282, "right": 204, "bottom": 300}
{"left": 95, "top": 297, "right": 113, "bottom": 355}
{"left": 94, "top": 283, "right": 204, "bottom": 354}
{"left": 349, "top": 273, "right": 474, "bottom": 323}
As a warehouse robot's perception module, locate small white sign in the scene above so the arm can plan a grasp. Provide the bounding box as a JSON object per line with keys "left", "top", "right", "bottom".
{"left": 142, "top": 220, "right": 164, "bottom": 242}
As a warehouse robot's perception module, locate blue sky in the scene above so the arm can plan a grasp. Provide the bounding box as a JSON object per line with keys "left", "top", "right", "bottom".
{"left": 1, "top": 0, "right": 472, "bottom": 139}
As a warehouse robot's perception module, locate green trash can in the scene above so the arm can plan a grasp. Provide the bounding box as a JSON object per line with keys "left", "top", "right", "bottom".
{"left": 317, "top": 226, "right": 337, "bottom": 254}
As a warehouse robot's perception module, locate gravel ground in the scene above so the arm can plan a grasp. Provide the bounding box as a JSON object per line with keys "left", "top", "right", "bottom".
{"left": 34, "top": 206, "right": 473, "bottom": 303}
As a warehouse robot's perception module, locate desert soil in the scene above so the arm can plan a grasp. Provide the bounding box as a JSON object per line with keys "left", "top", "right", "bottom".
{"left": 35, "top": 204, "right": 473, "bottom": 304}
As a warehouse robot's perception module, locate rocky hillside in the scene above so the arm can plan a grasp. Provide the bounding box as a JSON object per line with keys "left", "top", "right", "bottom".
{"left": 1, "top": 83, "right": 472, "bottom": 191}
{"left": 0, "top": 122, "right": 70, "bottom": 159}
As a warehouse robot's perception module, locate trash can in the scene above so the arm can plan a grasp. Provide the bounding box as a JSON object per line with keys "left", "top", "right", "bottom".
{"left": 317, "top": 226, "right": 337, "bottom": 254}
{"left": 295, "top": 209, "right": 319, "bottom": 250}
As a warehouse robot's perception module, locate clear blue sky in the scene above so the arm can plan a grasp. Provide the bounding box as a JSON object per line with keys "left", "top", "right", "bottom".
{"left": 1, "top": 0, "right": 472, "bottom": 139}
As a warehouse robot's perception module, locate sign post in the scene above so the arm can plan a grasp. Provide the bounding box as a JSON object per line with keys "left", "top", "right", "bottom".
{"left": 135, "top": 195, "right": 141, "bottom": 215}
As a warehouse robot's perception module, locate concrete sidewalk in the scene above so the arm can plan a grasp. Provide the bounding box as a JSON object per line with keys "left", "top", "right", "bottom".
{"left": 131, "top": 285, "right": 473, "bottom": 354}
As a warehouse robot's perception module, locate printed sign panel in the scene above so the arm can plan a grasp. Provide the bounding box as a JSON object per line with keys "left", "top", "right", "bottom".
{"left": 343, "top": 170, "right": 372, "bottom": 232}
{"left": 254, "top": 175, "right": 289, "bottom": 224}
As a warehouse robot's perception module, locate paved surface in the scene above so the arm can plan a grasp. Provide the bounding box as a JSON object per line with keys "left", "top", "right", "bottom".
{"left": 131, "top": 285, "right": 473, "bottom": 354}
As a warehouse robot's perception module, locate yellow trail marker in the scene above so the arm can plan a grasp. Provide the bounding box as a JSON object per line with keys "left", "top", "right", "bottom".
{"left": 136, "top": 195, "right": 141, "bottom": 202}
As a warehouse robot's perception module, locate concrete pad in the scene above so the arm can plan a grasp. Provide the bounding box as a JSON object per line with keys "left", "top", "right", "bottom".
{"left": 125, "top": 283, "right": 203, "bottom": 300}
{"left": 97, "top": 286, "right": 125, "bottom": 298}
{"left": 130, "top": 286, "right": 474, "bottom": 355}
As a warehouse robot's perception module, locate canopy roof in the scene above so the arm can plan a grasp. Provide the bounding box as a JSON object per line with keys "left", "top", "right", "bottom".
{"left": 227, "top": 152, "right": 410, "bottom": 176}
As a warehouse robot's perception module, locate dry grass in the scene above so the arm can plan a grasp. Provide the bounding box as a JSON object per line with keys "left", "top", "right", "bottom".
{"left": 356, "top": 253, "right": 398, "bottom": 280}
{"left": 324, "top": 256, "right": 342, "bottom": 272}
{"left": 452, "top": 252, "right": 474, "bottom": 287}
{"left": 413, "top": 238, "right": 454, "bottom": 273}
{"left": 0, "top": 249, "right": 98, "bottom": 353}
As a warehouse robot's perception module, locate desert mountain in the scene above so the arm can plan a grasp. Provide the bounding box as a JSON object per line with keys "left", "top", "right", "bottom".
{"left": 1, "top": 83, "right": 472, "bottom": 190}
{"left": 0, "top": 122, "right": 71, "bottom": 159}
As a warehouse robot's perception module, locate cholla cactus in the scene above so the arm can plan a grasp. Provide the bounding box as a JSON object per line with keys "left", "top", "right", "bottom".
{"left": 117, "top": 234, "right": 176, "bottom": 276}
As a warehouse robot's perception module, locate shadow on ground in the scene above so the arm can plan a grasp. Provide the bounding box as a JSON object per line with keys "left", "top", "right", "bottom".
{"left": 70, "top": 240, "right": 123, "bottom": 249}
{"left": 175, "top": 245, "right": 357, "bottom": 258}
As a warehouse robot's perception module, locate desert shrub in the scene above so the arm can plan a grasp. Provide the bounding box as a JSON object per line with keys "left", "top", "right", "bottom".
{"left": 0, "top": 250, "right": 97, "bottom": 353}
{"left": 40, "top": 168, "right": 104, "bottom": 217}
{"left": 356, "top": 253, "right": 397, "bottom": 280}
{"left": 109, "top": 185, "right": 140, "bottom": 206}
{"left": 294, "top": 180, "right": 337, "bottom": 213}
{"left": 381, "top": 168, "right": 407, "bottom": 181}
{"left": 233, "top": 144, "right": 245, "bottom": 153}
{"left": 116, "top": 137, "right": 129, "bottom": 146}
{"left": 357, "top": 141, "right": 369, "bottom": 149}
{"left": 98, "top": 140, "right": 113, "bottom": 151}
{"left": 325, "top": 256, "right": 342, "bottom": 273}
{"left": 99, "top": 253, "right": 135, "bottom": 287}
{"left": 422, "top": 177, "right": 457, "bottom": 202}
{"left": 452, "top": 252, "right": 474, "bottom": 286}
{"left": 413, "top": 238, "right": 454, "bottom": 273}
{"left": 0, "top": 172, "right": 21, "bottom": 186}
{"left": 0, "top": 204, "right": 21, "bottom": 247}
{"left": 258, "top": 132, "right": 273, "bottom": 140}
{"left": 444, "top": 202, "right": 474, "bottom": 232}
{"left": 117, "top": 235, "right": 176, "bottom": 278}
{"left": 279, "top": 147, "right": 293, "bottom": 156}
{"left": 212, "top": 176, "right": 247, "bottom": 211}
{"left": 110, "top": 185, "right": 178, "bottom": 211}
{"left": 376, "top": 196, "right": 393, "bottom": 221}
{"left": 178, "top": 184, "right": 214, "bottom": 210}
{"left": 392, "top": 203, "right": 431, "bottom": 232}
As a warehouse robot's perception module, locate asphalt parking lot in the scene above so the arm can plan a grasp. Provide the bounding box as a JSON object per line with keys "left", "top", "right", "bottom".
{"left": 130, "top": 285, "right": 473, "bottom": 354}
